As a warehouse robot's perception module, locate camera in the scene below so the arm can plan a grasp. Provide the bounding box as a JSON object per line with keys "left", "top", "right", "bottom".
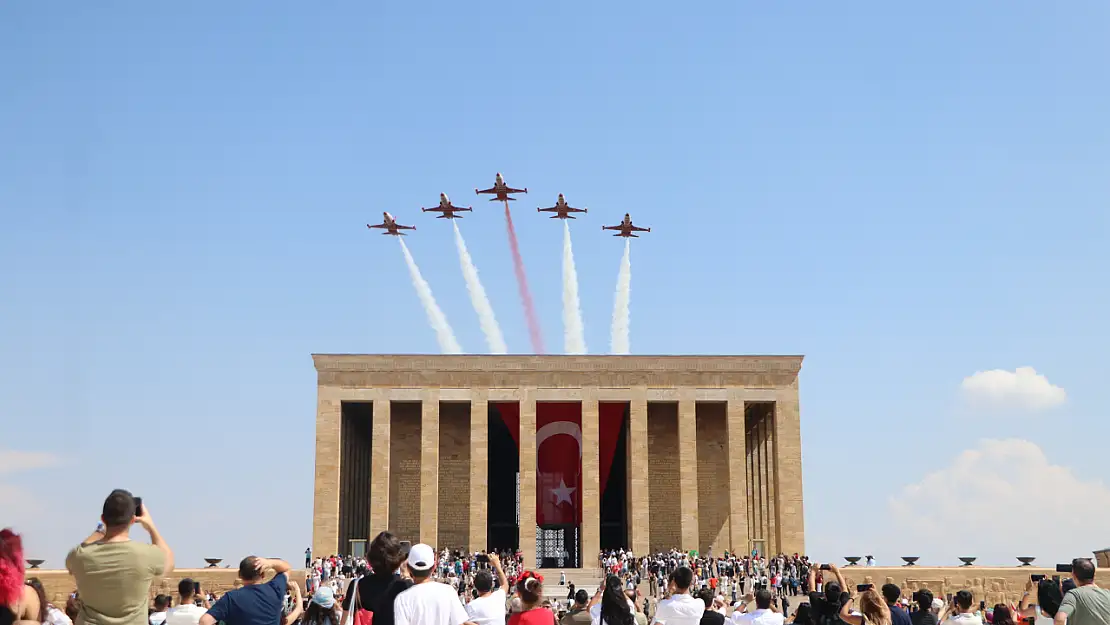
{"left": 1057, "top": 564, "right": 1073, "bottom": 573}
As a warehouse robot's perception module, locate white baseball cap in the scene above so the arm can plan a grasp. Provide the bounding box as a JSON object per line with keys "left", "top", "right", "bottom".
{"left": 407, "top": 543, "right": 435, "bottom": 572}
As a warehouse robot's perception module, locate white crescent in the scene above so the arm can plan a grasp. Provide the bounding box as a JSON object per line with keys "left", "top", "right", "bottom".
{"left": 536, "top": 421, "right": 583, "bottom": 458}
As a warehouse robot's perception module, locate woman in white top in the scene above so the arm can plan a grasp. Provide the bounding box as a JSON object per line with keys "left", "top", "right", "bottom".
{"left": 1018, "top": 579, "right": 1062, "bottom": 625}
{"left": 588, "top": 576, "right": 635, "bottom": 625}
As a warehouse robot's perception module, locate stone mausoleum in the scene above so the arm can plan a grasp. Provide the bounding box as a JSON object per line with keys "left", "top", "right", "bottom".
{"left": 311, "top": 354, "right": 806, "bottom": 568}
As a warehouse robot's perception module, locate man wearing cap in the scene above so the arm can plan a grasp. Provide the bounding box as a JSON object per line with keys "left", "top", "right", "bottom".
{"left": 393, "top": 544, "right": 476, "bottom": 625}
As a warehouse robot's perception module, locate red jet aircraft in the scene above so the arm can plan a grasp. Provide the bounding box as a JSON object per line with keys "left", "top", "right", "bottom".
{"left": 422, "top": 193, "right": 472, "bottom": 219}
{"left": 537, "top": 194, "right": 588, "bottom": 219}
{"left": 602, "top": 213, "right": 650, "bottom": 237}
{"left": 367, "top": 212, "right": 416, "bottom": 236}
{"left": 476, "top": 172, "right": 528, "bottom": 201}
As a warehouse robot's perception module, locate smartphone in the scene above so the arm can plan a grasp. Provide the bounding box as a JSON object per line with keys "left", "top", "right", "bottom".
{"left": 980, "top": 601, "right": 986, "bottom": 610}
{"left": 1031, "top": 575, "right": 1046, "bottom": 582}
{"left": 134, "top": 496, "right": 144, "bottom": 517}
{"left": 1056, "top": 564, "right": 1073, "bottom": 573}
{"left": 194, "top": 582, "right": 201, "bottom": 595}
{"left": 476, "top": 554, "right": 489, "bottom": 563}
{"left": 820, "top": 565, "right": 831, "bottom": 571}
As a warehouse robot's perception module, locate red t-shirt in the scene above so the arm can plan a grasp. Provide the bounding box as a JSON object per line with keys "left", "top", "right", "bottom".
{"left": 508, "top": 608, "right": 556, "bottom": 625}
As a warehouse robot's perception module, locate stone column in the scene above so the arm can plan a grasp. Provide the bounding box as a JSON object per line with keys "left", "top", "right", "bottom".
{"left": 469, "top": 390, "right": 489, "bottom": 552}
{"left": 312, "top": 393, "right": 341, "bottom": 556}
{"left": 369, "top": 397, "right": 391, "bottom": 538}
{"left": 774, "top": 382, "right": 805, "bottom": 554}
{"left": 628, "top": 389, "right": 650, "bottom": 555}
{"left": 518, "top": 389, "right": 537, "bottom": 568}
{"left": 677, "top": 394, "right": 699, "bottom": 552}
{"left": 419, "top": 389, "right": 441, "bottom": 546}
{"left": 581, "top": 391, "right": 600, "bottom": 568}
{"left": 725, "top": 392, "right": 748, "bottom": 555}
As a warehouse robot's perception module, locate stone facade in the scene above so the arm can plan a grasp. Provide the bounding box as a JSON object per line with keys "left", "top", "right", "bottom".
{"left": 312, "top": 354, "right": 806, "bottom": 567}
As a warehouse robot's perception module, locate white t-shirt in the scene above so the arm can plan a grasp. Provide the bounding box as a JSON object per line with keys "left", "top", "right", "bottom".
{"left": 589, "top": 598, "right": 636, "bottom": 625}
{"left": 466, "top": 589, "right": 507, "bottom": 625}
{"left": 394, "top": 581, "right": 470, "bottom": 625}
{"left": 945, "top": 614, "right": 984, "bottom": 625}
{"left": 651, "top": 593, "right": 704, "bottom": 625}
{"left": 165, "top": 605, "right": 207, "bottom": 625}
{"left": 736, "top": 608, "right": 785, "bottom": 625}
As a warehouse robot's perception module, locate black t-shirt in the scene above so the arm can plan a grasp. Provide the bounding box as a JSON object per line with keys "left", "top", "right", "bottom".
{"left": 809, "top": 592, "right": 850, "bottom": 625}
{"left": 700, "top": 611, "right": 726, "bottom": 625}
{"left": 342, "top": 574, "right": 413, "bottom": 625}
{"left": 911, "top": 610, "right": 939, "bottom": 625}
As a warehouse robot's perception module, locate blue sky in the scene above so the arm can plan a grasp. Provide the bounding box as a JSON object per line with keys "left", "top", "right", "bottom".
{"left": 2, "top": 1, "right": 1107, "bottom": 568}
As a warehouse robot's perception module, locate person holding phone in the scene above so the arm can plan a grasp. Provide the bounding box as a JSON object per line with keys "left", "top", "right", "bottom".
{"left": 66, "top": 490, "right": 175, "bottom": 625}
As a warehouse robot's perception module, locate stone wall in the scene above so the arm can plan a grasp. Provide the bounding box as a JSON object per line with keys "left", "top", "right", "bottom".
{"left": 696, "top": 403, "right": 730, "bottom": 554}
{"left": 29, "top": 569, "right": 308, "bottom": 607}
{"left": 437, "top": 402, "right": 471, "bottom": 549}
{"left": 31, "top": 565, "right": 1110, "bottom": 610}
{"left": 387, "top": 403, "right": 421, "bottom": 540}
{"left": 647, "top": 403, "right": 681, "bottom": 552}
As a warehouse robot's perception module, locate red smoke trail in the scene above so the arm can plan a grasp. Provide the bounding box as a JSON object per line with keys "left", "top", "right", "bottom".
{"left": 504, "top": 201, "right": 545, "bottom": 353}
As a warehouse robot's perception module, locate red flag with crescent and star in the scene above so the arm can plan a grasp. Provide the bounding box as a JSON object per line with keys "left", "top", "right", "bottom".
{"left": 536, "top": 402, "right": 581, "bottom": 525}
{"left": 493, "top": 401, "right": 625, "bottom": 527}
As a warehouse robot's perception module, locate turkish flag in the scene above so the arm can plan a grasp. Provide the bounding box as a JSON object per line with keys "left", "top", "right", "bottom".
{"left": 536, "top": 402, "right": 581, "bottom": 526}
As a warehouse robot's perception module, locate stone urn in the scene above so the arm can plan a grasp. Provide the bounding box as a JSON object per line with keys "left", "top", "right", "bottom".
{"left": 205, "top": 558, "right": 223, "bottom": 568}
{"left": 1017, "top": 557, "right": 1036, "bottom": 567}
{"left": 959, "top": 557, "right": 977, "bottom": 567}
{"left": 26, "top": 559, "right": 44, "bottom": 569}
{"left": 901, "top": 557, "right": 920, "bottom": 566}
{"left": 845, "top": 557, "right": 862, "bottom": 566}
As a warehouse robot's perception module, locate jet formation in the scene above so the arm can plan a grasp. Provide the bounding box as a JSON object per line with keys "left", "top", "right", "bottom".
{"left": 371, "top": 173, "right": 650, "bottom": 237}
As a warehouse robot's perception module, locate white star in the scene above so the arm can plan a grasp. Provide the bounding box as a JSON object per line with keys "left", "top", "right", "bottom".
{"left": 551, "top": 478, "right": 576, "bottom": 507}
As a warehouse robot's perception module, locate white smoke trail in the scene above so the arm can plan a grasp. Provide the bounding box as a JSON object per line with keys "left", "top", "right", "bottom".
{"left": 398, "top": 238, "right": 462, "bottom": 354}
{"left": 452, "top": 221, "right": 507, "bottom": 354}
{"left": 562, "top": 220, "right": 587, "bottom": 354}
{"left": 610, "top": 239, "right": 631, "bottom": 355}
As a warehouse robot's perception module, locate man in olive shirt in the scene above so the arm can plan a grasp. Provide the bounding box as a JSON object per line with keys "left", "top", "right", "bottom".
{"left": 1054, "top": 558, "right": 1110, "bottom": 625}
{"left": 67, "top": 490, "right": 175, "bottom": 625}
{"left": 560, "top": 590, "right": 591, "bottom": 625}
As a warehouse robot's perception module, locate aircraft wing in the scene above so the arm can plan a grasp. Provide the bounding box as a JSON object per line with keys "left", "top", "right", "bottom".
{"left": 505, "top": 186, "right": 527, "bottom": 194}
{"left": 630, "top": 225, "right": 649, "bottom": 232}
{"left": 566, "top": 206, "right": 587, "bottom": 213}
{"left": 368, "top": 223, "right": 387, "bottom": 229}
{"left": 538, "top": 206, "right": 559, "bottom": 212}
{"left": 397, "top": 224, "right": 416, "bottom": 230}
{"left": 602, "top": 225, "right": 620, "bottom": 230}
{"left": 476, "top": 186, "right": 497, "bottom": 194}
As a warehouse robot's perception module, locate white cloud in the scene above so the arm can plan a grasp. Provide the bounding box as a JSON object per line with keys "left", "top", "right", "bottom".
{"left": 888, "top": 439, "right": 1110, "bottom": 564}
{"left": 0, "top": 450, "right": 61, "bottom": 475}
{"left": 961, "top": 366, "right": 1066, "bottom": 411}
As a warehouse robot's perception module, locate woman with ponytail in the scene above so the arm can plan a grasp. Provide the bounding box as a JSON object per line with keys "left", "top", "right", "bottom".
{"left": 586, "top": 575, "right": 634, "bottom": 625}
{"left": 0, "top": 528, "right": 40, "bottom": 625}
{"left": 508, "top": 572, "right": 555, "bottom": 625}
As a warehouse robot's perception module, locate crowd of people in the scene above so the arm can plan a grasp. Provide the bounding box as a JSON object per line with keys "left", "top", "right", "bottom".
{"left": 2, "top": 489, "right": 1108, "bottom": 625}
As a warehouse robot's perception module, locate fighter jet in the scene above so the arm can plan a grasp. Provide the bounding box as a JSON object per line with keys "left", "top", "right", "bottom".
{"left": 367, "top": 212, "right": 416, "bottom": 236}
{"left": 422, "top": 193, "right": 473, "bottom": 219}
{"left": 475, "top": 172, "right": 528, "bottom": 201}
{"left": 537, "top": 194, "right": 588, "bottom": 219}
{"left": 602, "top": 213, "right": 651, "bottom": 237}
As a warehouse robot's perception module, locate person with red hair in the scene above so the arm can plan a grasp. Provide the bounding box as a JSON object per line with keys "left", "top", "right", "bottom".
{"left": 0, "top": 528, "right": 41, "bottom": 625}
